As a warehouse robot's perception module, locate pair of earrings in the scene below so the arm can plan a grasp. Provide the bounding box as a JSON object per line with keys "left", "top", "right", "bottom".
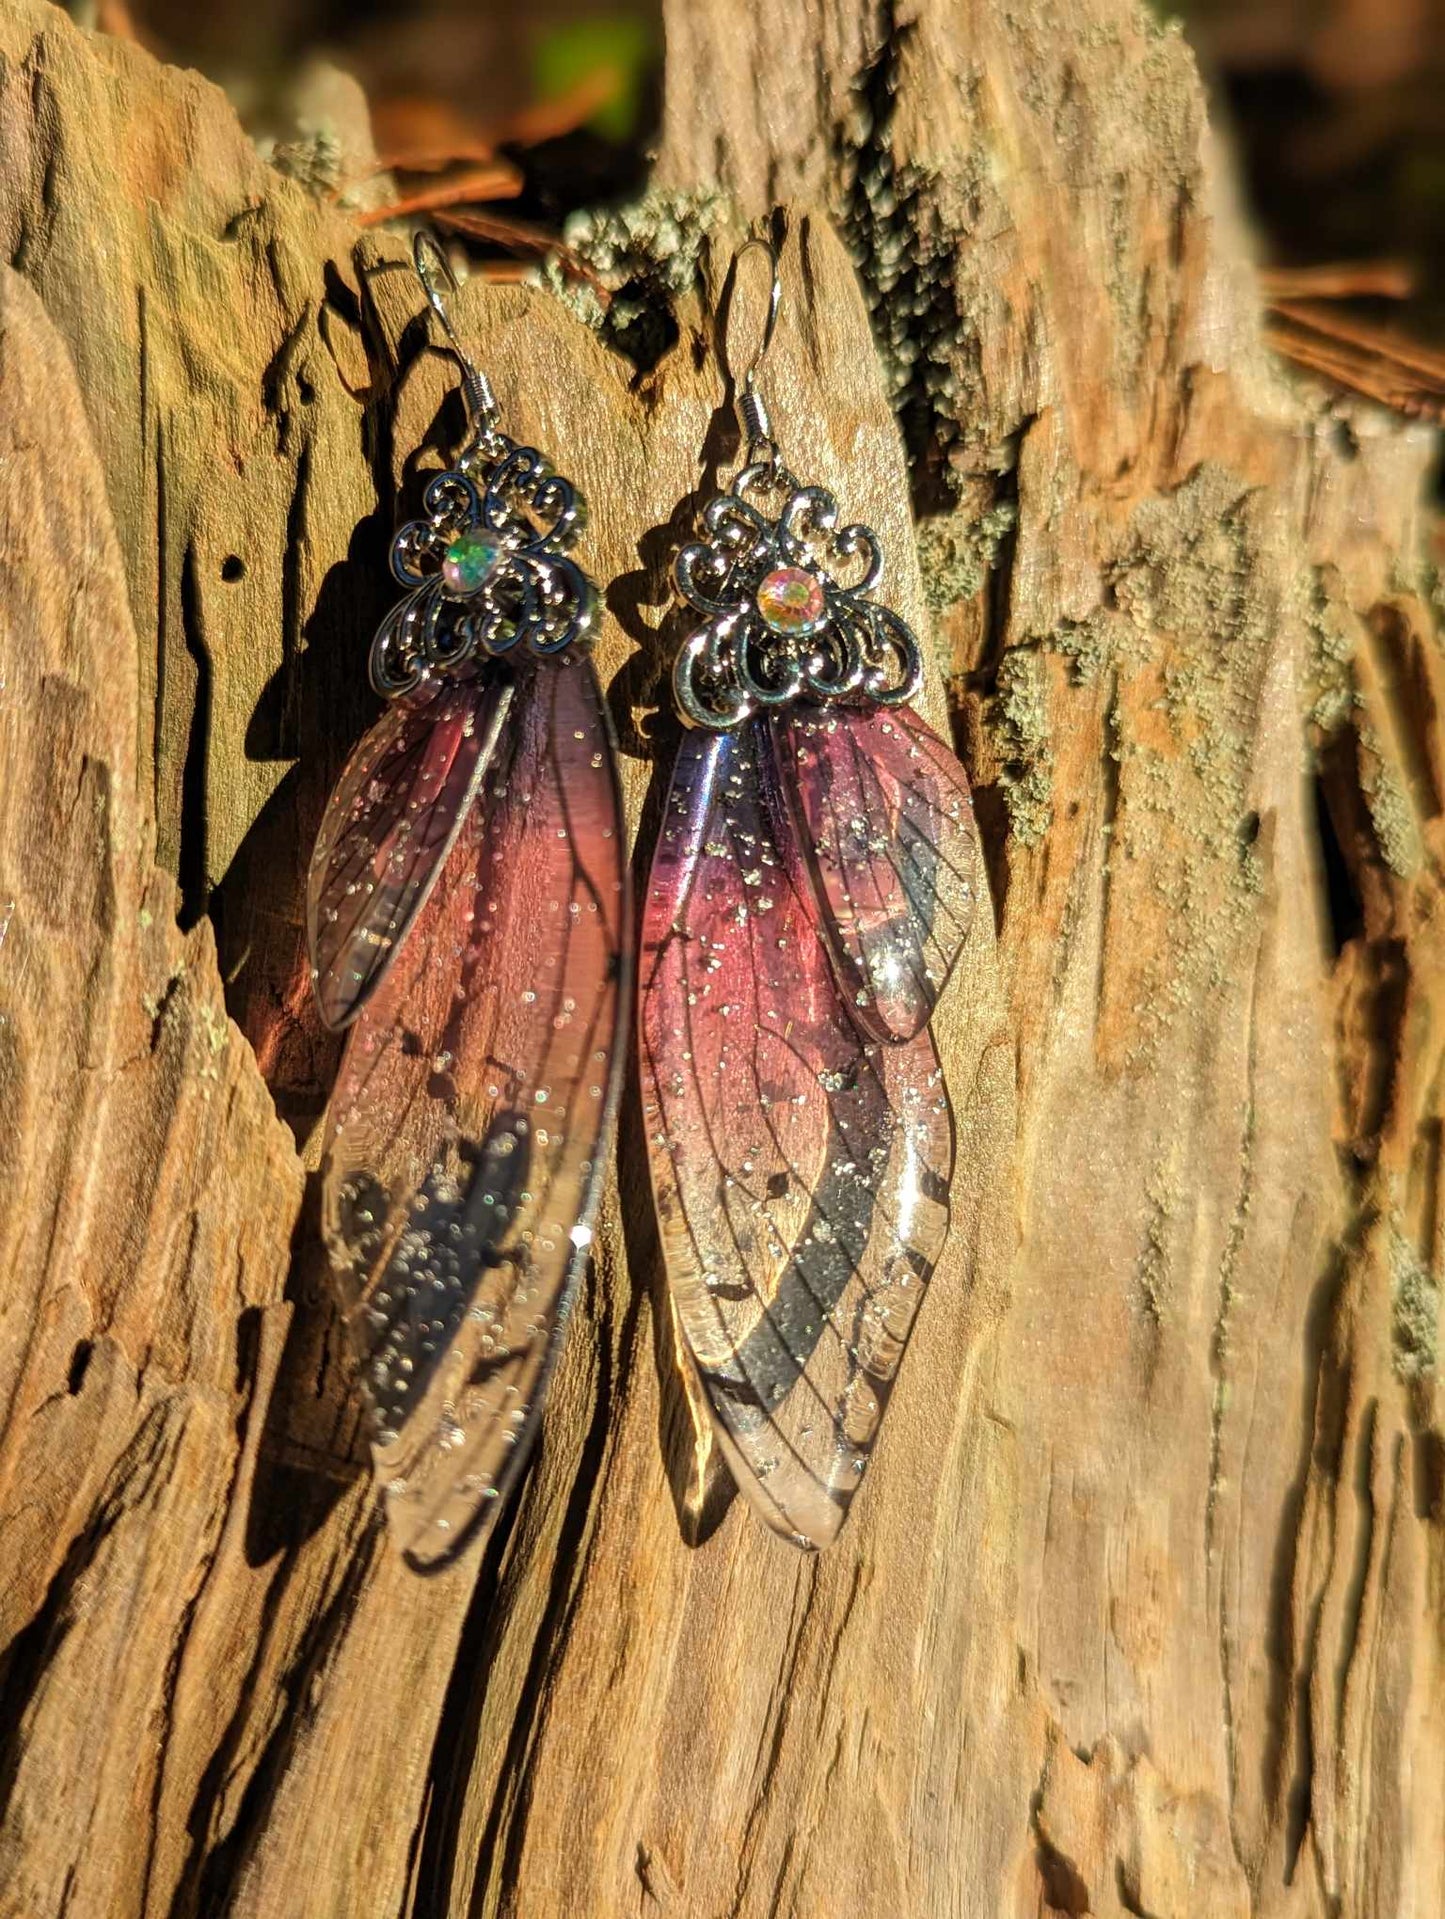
{"left": 308, "top": 232, "right": 977, "bottom": 1569}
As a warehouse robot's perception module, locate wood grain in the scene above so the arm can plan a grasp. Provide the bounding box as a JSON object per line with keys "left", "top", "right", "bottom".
{"left": 0, "top": 0, "right": 1439, "bottom": 1913}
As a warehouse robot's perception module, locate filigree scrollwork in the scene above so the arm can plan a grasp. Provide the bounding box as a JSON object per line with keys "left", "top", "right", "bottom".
{"left": 671, "top": 463, "right": 923, "bottom": 731}
{"left": 369, "top": 440, "right": 597, "bottom": 700}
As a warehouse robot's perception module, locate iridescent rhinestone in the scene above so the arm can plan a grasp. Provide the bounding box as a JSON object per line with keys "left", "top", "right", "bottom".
{"left": 756, "top": 565, "right": 827, "bottom": 636}
{"left": 441, "top": 529, "right": 501, "bottom": 597}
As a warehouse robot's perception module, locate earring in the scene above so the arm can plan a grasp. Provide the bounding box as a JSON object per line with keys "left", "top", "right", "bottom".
{"left": 308, "top": 232, "right": 630, "bottom": 1569}
{"left": 639, "top": 237, "right": 977, "bottom": 1550}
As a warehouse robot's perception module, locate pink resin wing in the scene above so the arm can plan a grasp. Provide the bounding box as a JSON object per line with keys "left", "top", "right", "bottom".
{"left": 770, "top": 702, "right": 978, "bottom": 1043}
{"left": 640, "top": 718, "right": 953, "bottom": 1549}
{"left": 306, "top": 675, "right": 512, "bottom": 1030}
{"left": 322, "top": 654, "right": 628, "bottom": 1568}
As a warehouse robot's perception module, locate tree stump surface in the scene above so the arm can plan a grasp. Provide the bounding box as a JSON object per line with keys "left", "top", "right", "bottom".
{"left": 0, "top": 1, "right": 1439, "bottom": 1915}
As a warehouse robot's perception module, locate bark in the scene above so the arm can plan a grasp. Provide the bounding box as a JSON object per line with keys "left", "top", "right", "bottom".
{"left": 0, "top": 0, "right": 1439, "bottom": 1915}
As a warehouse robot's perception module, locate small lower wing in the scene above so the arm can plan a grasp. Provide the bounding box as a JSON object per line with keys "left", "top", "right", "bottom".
{"left": 771, "top": 702, "right": 977, "bottom": 1043}
{"left": 322, "top": 654, "right": 628, "bottom": 1567}
{"left": 640, "top": 718, "right": 953, "bottom": 1548}
{"left": 307, "top": 675, "right": 512, "bottom": 1030}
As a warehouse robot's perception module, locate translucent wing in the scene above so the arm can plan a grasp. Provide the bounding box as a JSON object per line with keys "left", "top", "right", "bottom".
{"left": 306, "top": 675, "right": 512, "bottom": 1030}
{"left": 639, "top": 719, "right": 953, "bottom": 1549}
{"left": 771, "top": 702, "right": 977, "bottom": 1043}
{"left": 322, "top": 654, "right": 628, "bottom": 1568}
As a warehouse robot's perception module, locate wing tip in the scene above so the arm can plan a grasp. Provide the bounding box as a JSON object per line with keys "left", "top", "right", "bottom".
{"left": 851, "top": 983, "right": 935, "bottom": 1046}
{"left": 312, "top": 971, "right": 363, "bottom": 1032}
{"left": 748, "top": 1488, "right": 848, "bottom": 1553}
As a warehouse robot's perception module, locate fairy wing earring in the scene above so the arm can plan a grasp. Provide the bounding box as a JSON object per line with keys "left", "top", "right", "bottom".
{"left": 308, "top": 232, "right": 629, "bottom": 1569}
{"left": 640, "top": 238, "right": 977, "bottom": 1550}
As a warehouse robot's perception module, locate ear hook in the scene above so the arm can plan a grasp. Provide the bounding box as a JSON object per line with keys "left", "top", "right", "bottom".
{"left": 412, "top": 228, "right": 501, "bottom": 438}
{"left": 728, "top": 234, "right": 783, "bottom": 467}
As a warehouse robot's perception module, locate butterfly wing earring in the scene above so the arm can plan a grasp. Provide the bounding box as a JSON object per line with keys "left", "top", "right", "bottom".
{"left": 308, "top": 233, "right": 629, "bottom": 1569}
{"left": 640, "top": 238, "right": 977, "bottom": 1550}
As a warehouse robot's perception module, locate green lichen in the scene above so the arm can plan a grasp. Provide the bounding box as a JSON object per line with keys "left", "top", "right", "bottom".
{"left": 1296, "top": 565, "right": 1420, "bottom": 874}
{"left": 1426, "top": 560, "right": 1445, "bottom": 634}
{"left": 194, "top": 998, "right": 230, "bottom": 1097}
{"left": 1025, "top": 464, "right": 1274, "bottom": 1064}
{"left": 1139, "top": 1154, "right": 1182, "bottom": 1318}
{"left": 842, "top": 148, "right": 977, "bottom": 448}
{"left": 915, "top": 500, "right": 1017, "bottom": 613}
{"left": 1390, "top": 1224, "right": 1439, "bottom": 1382}
{"left": 1357, "top": 724, "right": 1422, "bottom": 878}
{"left": 537, "top": 187, "right": 726, "bottom": 342}
{"left": 1301, "top": 564, "right": 1358, "bottom": 735}
{"left": 833, "top": 32, "right": 993, "bottom": 463}
{"left": 1054, "top": 607, "right": 1152, "bottom": 688}
{"left": 262, "top": 124, "right": 344, "bottom": 196}
{"left": 990, "top": 646, "right": 1053, "bottom": 847}
{"left": 197, "top": 1000, "right": 229, "bottom": 1056}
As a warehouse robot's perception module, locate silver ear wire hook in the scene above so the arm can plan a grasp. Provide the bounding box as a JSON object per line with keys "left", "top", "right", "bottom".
{"left": 412, "top": 228, "right": 501, "bottom": 444}
{"left": 728, "top": 234, "right": 783, "bottom": 469}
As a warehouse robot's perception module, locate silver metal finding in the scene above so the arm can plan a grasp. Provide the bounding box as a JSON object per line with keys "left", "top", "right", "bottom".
{"left": 352, "top": 230, "right": 601, "bottom": 698}
{"left": 670, "top": 468, "right": 922, "bottom": 729}
{"left": 729, "top": 235, "right": 783, "bottom": 468}
{"left": 668, "top": 230, "right": 923, "bottom": 731}
{"left": 412, "top": 229, "right": 502, "bottom": 443}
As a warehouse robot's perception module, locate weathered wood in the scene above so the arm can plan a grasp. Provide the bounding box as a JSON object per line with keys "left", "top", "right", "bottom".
{"left": 0, "top": 0, "right": 1439, "bottom": 1914}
